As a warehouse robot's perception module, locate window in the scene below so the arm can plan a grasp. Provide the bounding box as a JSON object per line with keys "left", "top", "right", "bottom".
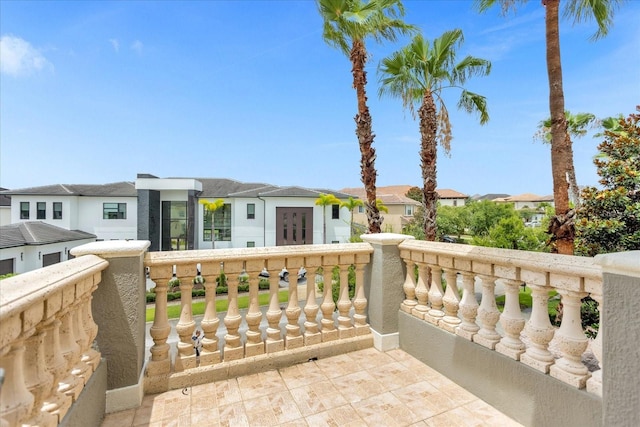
{"left": 246, "top": 241, "right": 255, "bottom": 248}
{"left": 331, "top": 204, "right": 339, "bottom": 219}
{"left": 203, "top": 204, "right": 231, "bottom": 241}
{"left": 358, "top": 205, "right": 364, "bottom": 213}
{"left": 453, "top": 200, "right": 458, "bottom": 207}
{"left": 162, "top": 201, "right": 188, "bottom": 251}
{"left": 103, "top": 203, "right": 127, "bottom": 219}
{"left": 405, "top": 205, "right": 414, "bottom": 216}
{"left": 247, "top": 203, "right": 255, "bottom": 219}
{"left": 20, "top": 202, "right": 29, "bottom": 219}
{"left": 37, "top": 202, "right": 46, "bottom": 219}
{"left": 53, "top": 202, "right": 62, "bottom": 219}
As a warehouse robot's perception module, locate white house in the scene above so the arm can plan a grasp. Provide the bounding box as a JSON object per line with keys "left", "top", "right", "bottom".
{"left": 0, "top": 222, "right": 96, "bottom": 275}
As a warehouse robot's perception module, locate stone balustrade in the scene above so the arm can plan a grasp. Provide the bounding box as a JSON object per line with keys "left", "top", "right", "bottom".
{"left": 398, "top": 239, "right": 604, "bottom": 395}
{"left": 0, "top": 255, "right": 108, "bottom": 427}
{"left": 143, "top": 243, "right": 373, "bottom": 393}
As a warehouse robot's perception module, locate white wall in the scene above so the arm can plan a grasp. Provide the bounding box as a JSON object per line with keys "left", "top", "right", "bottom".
{"left": 439, "top": 198, "right": 467, "bottom": 207}
{"left": 0, "top": 238, "right": 95, "bottom": 274}
{"left": 10, "top": 195, "right": 74, "bottom": 229}
{"left": 0, "top": 206, "right": 10, "bottom": 226}
{"left": 77, "top": 197, "right": 137, "bottom": 240}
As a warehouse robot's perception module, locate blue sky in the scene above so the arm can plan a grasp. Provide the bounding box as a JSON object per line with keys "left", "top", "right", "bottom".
{"left": 1, "top": 0, "right": 639, "bottom": 197}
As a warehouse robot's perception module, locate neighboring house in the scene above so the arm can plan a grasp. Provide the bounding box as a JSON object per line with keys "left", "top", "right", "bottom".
{"left": 2, "top": 182, "right": 138, "bottom": 241}
{"left": 340, "top": 185, "right": 469, "bottom": 233}
{"left": 0, "top": 222, "right": 96, "bottom": 275}
{"left": 492, "top": 193, "right": 555, "bottom": 223}
{"left": 0, "top": 188, "right": 10, "bottom": 226}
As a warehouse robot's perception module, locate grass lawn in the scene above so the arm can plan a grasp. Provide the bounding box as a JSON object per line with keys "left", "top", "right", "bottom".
{"left": 146, "top": 290, "right": 290, "bottom": 322}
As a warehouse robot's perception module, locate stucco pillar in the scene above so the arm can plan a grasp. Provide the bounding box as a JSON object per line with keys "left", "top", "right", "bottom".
{"left": 70, "top": 240, "right": 150, "bottom": 412}
{"left": 596, "top": 251, "right": 640, "bottom": 427}
{"left": 361, "top": 233, "right": 414, "bottom": 351}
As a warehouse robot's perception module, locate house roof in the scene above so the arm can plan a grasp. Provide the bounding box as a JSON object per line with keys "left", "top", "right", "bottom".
{"left": 0, "top": 187, "right": 10, "bottom": 207}
{"left": 0, "top": 182, "right": 137, "bottom": 197}
{"left": 437, "top": 188, "right": 469, "bottom": 199}
{"left": 494, "top": 193, "right": 554, "bottom": 203}
{"left": 471, "top": 193, "right": 511, "bottom": 201}
{"left": 0, "top": 222, "right": 96, "bottom": 249}
{"left": 339, "top": 185, "right": 467, "bottom": 204}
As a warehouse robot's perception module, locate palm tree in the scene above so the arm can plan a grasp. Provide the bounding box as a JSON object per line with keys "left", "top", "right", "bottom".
{"left": 318, "top": 0, "right": 414, "bottom": 234}
{"left": 534, "top": 111, "right": 596, "bottom": 209}
{"left": 340, "top": 196, "right": 364, "bottom": 237}
{"left": 199, "top": 198, "right": 225, "bottom": 249}
{"left": 378, "top": 30, "right": 490, "bottom": 241}
{"left": 315, "top": 193, "right": 341, "bottom": 244}
{"left": 476, "top": 0, "right": 623, "bottom": 254}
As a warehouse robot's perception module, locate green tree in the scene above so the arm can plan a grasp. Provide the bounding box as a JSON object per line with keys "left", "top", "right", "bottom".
{"left": 405, "top": 186, "right": 422, "bottom": 202}
{"left": 476, "top": 0, "right": 624, "bottom": 255}
{"left": 316, "top": 193, "right": 341, "bottom": 244}
{"left": 199, "top": 198, "right": 225, "bottom": 249}
{"left": 341, "top": 196, "right": 364, "bottom": 237}
{"left": 473, "top": 216, "right": 546, "bottom": 251}
{"left": 576, "top": 107, "right": 640, "bottom": 256}
{"left": 318, "top": 0, "right": 414, "bottom": 234}
{"left": 436, "top": 205, "right": 468, "bottom": 239}
{"left": 378, "top": 30, "right": 490, "bottom": 241}
{"left": 466, "top": 200, "right": 516, "bottom": 237}
{"left": 534, "top": 111, "right": 596, "bottom": 209}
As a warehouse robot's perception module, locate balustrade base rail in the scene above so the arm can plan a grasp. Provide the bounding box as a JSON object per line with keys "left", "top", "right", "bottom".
{"left": 144, "top": 334, "right": 373, "bottom": 394}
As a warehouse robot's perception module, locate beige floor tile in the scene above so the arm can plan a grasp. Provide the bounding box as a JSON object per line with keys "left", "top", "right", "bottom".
{"left": 215, "top": 379, "right": 243, "bottom": 406}
{"left": 102, "top": 408, "right": 135, "bottom": 427}
{"left": 289, "top": 379, "right": 349, "bottom": 417}
{"left": 280, "top": 360, "right": 329, "bottom": 389}
{"left": 352, "top": 391, "right": 422, "bottom": 426}
{"left": 313, "top": 353, "right": 356, "bottom": 379}
{"left": 218, "top": 401, "right": 250, "bottom": 427}
{"left": 237, "top": 369, "right": 288, "bottom": 400}
{"left": 243, "top": 390, "right": 303, "bottom": 425}
{"left": 369, "top": 361, "right": 422, "bottom": 390}
{"left": 462, "top": 400, "right": 523, "bottom": 426}
{"left": 304, "top": 403, "right": 366, "bottom": 427}
{"left": 330, "top": 370, "right": 387, "bottom": 403}
{"left": 347, "top": 347, "right": 396, "bottom": 369}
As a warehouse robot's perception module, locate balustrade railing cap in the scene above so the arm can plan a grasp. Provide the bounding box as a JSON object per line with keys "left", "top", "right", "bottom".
{"left": 71, "top": 240, "right": 151, "bottom": 258}
{"left": 361, "top": 233, "right": 415, "bottom": 245}
{"left": 596, "top": 250, "right": 640, "bottom": 278}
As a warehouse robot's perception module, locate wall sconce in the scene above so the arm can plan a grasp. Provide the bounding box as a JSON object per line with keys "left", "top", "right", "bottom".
{"left": 38, "top": 251, "right": 41, "bottom": 260}
{"left": 64, "top": 247, "right": 68, "bottom": 255}
{"left": 20, "top": 252, "right": 23, "bottom": 261}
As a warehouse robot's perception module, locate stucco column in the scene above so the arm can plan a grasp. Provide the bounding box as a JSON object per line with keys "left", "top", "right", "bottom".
{"left": 70, "top": 240, "right": 150, "bottom": 411}
{"left": 596, "top": 251, "right": 640, "bottom": 427}
{"left": 361, "top": 233, "right": 414, "bottom": 351}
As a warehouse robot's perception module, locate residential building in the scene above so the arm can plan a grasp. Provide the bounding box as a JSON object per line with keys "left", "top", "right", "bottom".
{"left": 0, "top": 188, "right": 10, "bottom": 226}
{"left": 492, "top": 193, "right": 555, "bottom": 223}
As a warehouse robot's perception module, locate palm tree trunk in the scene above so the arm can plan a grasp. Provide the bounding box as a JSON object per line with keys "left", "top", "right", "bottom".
{"left": 419, "top": 91, "right": 438, "bottom": 241}
{"left": 545, "top": 0, "right": 574, "bottom": 255}
{"left": 351, "top": 39, "right": 381, "bottom": 234}
{"left": 565, "top": 132, "right": 581, "bottom": 210}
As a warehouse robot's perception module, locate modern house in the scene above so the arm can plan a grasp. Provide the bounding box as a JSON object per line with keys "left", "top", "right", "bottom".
{"left": 492, "top": 193, "right": 555, "bottom": 224}
{"left": 0, "top": 221, "right": 95, "bottom": 275}
{"left": 0, "top": 188, "right": 10, "bottom": 226}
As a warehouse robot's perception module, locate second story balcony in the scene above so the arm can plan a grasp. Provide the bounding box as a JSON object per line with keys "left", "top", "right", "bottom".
{"left": 1, "top": 235, "right": 638, "bottom": 426}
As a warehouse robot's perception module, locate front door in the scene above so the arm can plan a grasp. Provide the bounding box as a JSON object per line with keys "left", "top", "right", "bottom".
{"left": 276, "top": 207, "right": 313, "bottom": 246}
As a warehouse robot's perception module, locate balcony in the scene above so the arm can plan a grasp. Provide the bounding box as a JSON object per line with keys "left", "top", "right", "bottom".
{"left": 1, "top": 235, "right": 638, "bottom": 426}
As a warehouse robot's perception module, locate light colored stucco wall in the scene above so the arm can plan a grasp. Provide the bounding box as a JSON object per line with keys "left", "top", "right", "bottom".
{"left": 77, "top": 196, "right": 137, "bottom": 240}
{"left": 0, "top": 238, "right": 96, "bottom": 274}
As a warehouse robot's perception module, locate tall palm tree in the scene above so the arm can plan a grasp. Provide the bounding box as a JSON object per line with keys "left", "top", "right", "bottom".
{"left": 476, "top": 0, "right": 624, "bottom": 254}
{"left": 378, "top": 30, "right": 490, "bottom": 241}
{"left": 340, "top": 196, "right": 364, "bottom": 237}
{"left": 315, "top": 193, "right": 341, "bottom": 244}
{"left": 318, "top": 0, "right": 414, "bottom": 234}
{"left": 199, "top": 198, "right": 225, "bottom": 249}
{"left": 535, "top": 111, "right": 596, "bottom": 208}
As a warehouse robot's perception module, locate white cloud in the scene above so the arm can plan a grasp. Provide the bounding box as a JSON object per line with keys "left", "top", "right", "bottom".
{"left": 109, "top": 38, "right": 120, "bottom": 52}
{"left": 130, "top": 40, "right": 143, "bottom": 54}
{"left": 0, "top": 35, "right": 52, "bottom": 76}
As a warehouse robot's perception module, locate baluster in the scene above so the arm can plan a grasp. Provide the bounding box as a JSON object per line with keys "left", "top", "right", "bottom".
{"left": 550, "top": 290, "right": 590, "bottom": 388}
{"left": 200, "top": 263, "right": 221, "bottom": 365}
{"left": 337, "top": 265, "right": 355, "bottom": 339}
{"left": 0, "top": 342, "right": 34, "bottom": 427}
{"left": 41, "top": 317, "right": 72, "bottom": 422}
{"left": 496, "top": 280, "right": 526, "bottom": 359}
{"left": 79, "top": 276, "right": 100, "bottom": 371}
{"left": 320, "top": 264, "right": 338, "bottom": 342}
{"left": 586, "top": 292, "right": 603, "bottom": 396}
{"left": 264, "top": 265, "right": 285, "bottom": 353}
{"left": 401, "top": 259, "right": 417, "bottom": 314}
{"left": 473, "top": 276, "right": 501, "bottom": 349}
{"left": 223, "top": 267, "right": 244, "bottom": 360}
{"left": 245, "top": 268, "right": 265, "bottom": 356}
{"left": 440, "top": 269, "right": 461, "bottom": 333}
{"left": 353, "top": 263, "right": 369, "bottom": 335}
{"left": 147, "top": 268, "right": 172, "bottom": 376}
{"left": 425, "top": 265, "right": 444, "bottom": 325}
{"left": 23, "top": 327, "right": 57, "bottom": 427}
{"left": 58, "top": 307, "right": 84, "bottom": 399}
{"left": 413, "top": 262, "right": 429, "bottom": 319}
{"left": 284, "top": 263, "right": 304, "bottom": 349}
{"left": 304, "top": 267, "right": 322, "bottom": 345}
{"left": 67, "top": 298, "right": 90, "bottom": 385}
{"left": 174, "top": 268, "right": 196, "bottom": 371}
{"left": 457, "top": 273, "right": 480, "bottom": 340}
{"left": 521, "top": 284, "right": 556, "bottom": 373}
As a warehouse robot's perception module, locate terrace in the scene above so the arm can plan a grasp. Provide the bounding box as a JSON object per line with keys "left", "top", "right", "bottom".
{"left": 1, "top": 234, "right": 638, "bottom": 426}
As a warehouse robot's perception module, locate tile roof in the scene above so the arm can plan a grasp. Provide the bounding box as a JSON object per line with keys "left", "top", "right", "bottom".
{"left": 1, "top": 182, "right": 136, "bottom": 197}
{"left": 0, "top": 222, "right": 96, "bottom": 249}
{"left": 0, "top": 188, "right": 10, "bottom": 207}
{"left": 339, "top": 185, "right": 467, "bottom": 203}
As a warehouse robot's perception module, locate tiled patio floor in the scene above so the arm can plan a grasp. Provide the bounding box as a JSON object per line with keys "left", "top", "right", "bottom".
{"left": 101, "top": 347, "right": 523, "bottom": 427}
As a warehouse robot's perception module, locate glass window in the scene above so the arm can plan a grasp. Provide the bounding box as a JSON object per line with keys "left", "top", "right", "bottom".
{"left": 103, "top": 203, "right": 127, "bottom": 219}
{"left": 37, "top": 202, "right": 46, "bottom": 219}
{"left": 162, "top": 201, "right": 188, "bottom": 250}
{"left": 20, "top": 202, "right": 30, "bottom": 219}
{"left": 247, "top": 203, "right": 255, "bottom": 219}
{"left": 53, "top": 202, "right": 62, "bottom": 219}
{"left": 247, "top": 241, "right": 255, "bottom": 248}
{"left": 203, "top": 204, "right": 231, "bottom": 241}
{"left": 332, "top": 204, "right": 339, "bottom": 219}
{"left": 405, "top": 205, "right": 414, "bottom": 216}
{"left": 358, "top": 206, "right": 364, "bottom": 213}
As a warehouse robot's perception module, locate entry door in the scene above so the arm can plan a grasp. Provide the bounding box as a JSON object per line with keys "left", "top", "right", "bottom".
{"left": 276, "top": 207, "right": 313, "bottom": 246}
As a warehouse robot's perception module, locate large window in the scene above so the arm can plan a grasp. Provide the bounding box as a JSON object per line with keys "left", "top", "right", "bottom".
{"left": 37, "top": 202, "right": 46, "bottom": 219}
{"left": 103, "top": 203, "right": 127, "bottom": 219}
{"left": 20, "top": 202, "right": 29, "bottom": 219}
{"left": 332, "top": 204, "right": 340, "bottom": 219}
{"left": 405, "top": 205, "right": 414, "bottom": 216}
{"left": 162, "top": 201, "right": 188, "bottom": 251}
{"left": 203, "top": 204, "right": 231, "bottom": 241}
{"left": 247, "top": 203, "right": 255, "bottom": 219}
{"left": 53, "top": 202, "right": 62, "bottom": 219}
